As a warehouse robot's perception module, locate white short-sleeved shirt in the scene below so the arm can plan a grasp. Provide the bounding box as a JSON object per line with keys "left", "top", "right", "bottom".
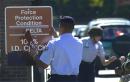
{"left": 40, "top": 33, "right": 83, "bottom": 75}
{"left": 81, "top": 37, "right": 105, "bottom": 63}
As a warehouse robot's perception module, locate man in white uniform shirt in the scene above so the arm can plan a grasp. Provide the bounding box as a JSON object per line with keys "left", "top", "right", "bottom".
{"left": 25, "top": 16, "right": 83, "bottom": 82}
{"left": 78, "top": 27, "right": 117, "bottom": 82}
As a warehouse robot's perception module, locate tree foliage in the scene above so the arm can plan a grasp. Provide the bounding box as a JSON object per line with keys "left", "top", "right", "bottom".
{"left": 39, "top": 0, "right": 130, "bottom": 24}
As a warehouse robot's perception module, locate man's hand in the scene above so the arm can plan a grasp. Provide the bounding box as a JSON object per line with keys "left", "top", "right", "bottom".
{"left": 25, "top": 31, "right": 36, "bottom": 48}
{"left": 109, "top": 56, "right": 117, "bottom": 63}
{"left": 25, "top": 31, "right": 33, "bottom": 44}
{"left": 119, "top": 56, "right": 126, "bottom": 64}
{"left": 49, "top": 27, "right": 58, "bottom": 37}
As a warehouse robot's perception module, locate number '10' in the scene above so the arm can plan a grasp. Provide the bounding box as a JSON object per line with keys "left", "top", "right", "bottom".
{"left": 20, "top": 39, "right": 28, "bottom": 45}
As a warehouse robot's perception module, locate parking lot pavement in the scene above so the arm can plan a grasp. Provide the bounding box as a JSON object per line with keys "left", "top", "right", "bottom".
{"left": 95, "top": 77, "right": 120, "bottom": 82}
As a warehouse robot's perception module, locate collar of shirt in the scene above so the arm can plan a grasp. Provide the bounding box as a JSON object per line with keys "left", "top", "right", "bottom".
{"left": 89, "top": 38, "right": 99, "bottom": 45}
{"left": 60, "top": 33, "right": 73, "bottom": 39}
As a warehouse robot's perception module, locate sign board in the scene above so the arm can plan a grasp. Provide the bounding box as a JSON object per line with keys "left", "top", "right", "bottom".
{"left": 5, "top": 6, "right": 53, "bottom": 54}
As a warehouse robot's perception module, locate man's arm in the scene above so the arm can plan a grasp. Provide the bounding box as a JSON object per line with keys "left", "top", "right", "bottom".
{"left": 32, "top": 55, "right": 49, "bottom": 69}
{"left": 49, "top": 27, "right": 58, "bottom": 37}
{"left": 25, "top": 31, "right": 49, "bottom": 69}
{"left": 98, "top": 42, "right": 117, "bottom": 66}
{"left": 100, "top": 56, "right": 117, "bottom": 66}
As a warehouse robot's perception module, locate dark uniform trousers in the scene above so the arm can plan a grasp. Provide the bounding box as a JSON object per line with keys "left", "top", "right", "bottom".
{"left": 78, "top": 61, "right": 95, "bottom": 82}
{"left": 47, "top": 74, "right": 78, "bottom": 82}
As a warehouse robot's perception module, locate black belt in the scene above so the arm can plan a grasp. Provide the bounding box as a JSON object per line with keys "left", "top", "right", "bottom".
{"left": 51, "top": 74, "right": 77, "bottom": 77}
{"left": 82, "top": 61, "right": 93, "bottom": 64}
{"left": 50, "top": 74, "right": 77, "bottom": 81}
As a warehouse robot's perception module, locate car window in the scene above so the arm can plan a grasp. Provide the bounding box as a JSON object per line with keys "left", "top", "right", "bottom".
{"left": 72, "top": 25, "right": 88, "bottom": 38}
{"left": 102, "top": 25, "right": 130, "bottom": 40}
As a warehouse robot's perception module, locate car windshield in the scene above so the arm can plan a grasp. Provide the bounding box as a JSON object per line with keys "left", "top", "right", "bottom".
{"left": 72, "top": 25, "right": 88, "bottom": 37}
{"left": 102, "top": 25, "right": 130, "bottom": 40}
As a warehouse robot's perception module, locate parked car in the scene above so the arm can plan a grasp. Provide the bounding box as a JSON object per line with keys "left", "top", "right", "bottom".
{"left": 88, "top": 18, "right": 130, "bottom": 57}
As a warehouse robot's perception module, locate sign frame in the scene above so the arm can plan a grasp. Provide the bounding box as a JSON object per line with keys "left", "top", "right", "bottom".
{"left": 5, "top": 6, "right": 53, "bottom": 54}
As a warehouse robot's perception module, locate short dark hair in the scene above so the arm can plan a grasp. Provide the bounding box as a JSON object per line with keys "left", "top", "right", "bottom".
{"left": 59, "top": 16, "right": 75, "bottom": 31}
{"left": 88, "top": 27, "right": 103, "bottom": 37}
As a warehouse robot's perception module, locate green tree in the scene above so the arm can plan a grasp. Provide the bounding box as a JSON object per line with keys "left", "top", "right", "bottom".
{"left": 89, "top": 0, "right": 104, "bottom": 7}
